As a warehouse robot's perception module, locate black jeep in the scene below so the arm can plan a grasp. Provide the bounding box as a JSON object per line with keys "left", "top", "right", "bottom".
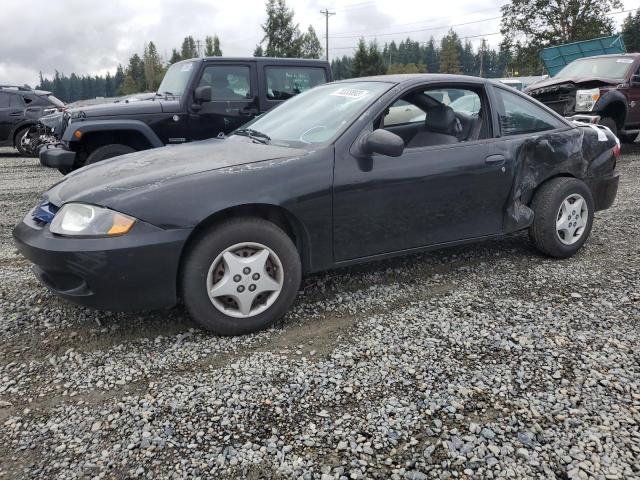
{"left": 0, "top": 85, "right": 65, "bottom": 155}
{"left": 38, "top": 57, "right": 331, "bottom": 173}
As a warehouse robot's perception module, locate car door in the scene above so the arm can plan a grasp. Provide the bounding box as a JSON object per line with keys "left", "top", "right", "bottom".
{"left": 332, "top": 84, "right": 515, "bottom": 262}
{"left": 188, "top": 62, "right": 259, "bottom": 140}
{"left": 0, "top": 92, "right": 22, "bottom": 143}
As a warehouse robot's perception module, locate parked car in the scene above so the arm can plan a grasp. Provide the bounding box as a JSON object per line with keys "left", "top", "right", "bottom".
{"left": 525, "top": 53, "right": 640, "bottom": 141}
{"left": 14, "top": 74, "right": 620, "bottom": 335}
{"left": 0, "top": 85, "right": 65, "bottom": 154}
{"left": 37, "top": 57, "right": 332, "bottom": 173}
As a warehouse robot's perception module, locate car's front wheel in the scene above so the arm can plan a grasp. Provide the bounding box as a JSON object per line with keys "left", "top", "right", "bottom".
{"left": 181, "top": 218, "right": 301, "bottom": 335}
{"left": 85, "top": 144, "right": 136, "bottom": 165}
{"left": 14, "top": 126, "right": 32, "bottom": 156}
{"left": 528, "top": 177, "right": 594, "bottom": 258}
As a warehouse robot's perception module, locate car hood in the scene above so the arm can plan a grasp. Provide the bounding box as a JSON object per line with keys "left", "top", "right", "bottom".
{"left": 525, "top": 76, "right": 620, "bottom": 93}
{"left": 70, "top": 98, "right": 178, "bottom": 117}
{"left": 46, "top": 137, "right": 307, "bottom": 208}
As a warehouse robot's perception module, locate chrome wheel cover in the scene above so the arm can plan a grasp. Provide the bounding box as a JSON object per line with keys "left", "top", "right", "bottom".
{"left": 556, "top": 193, "right": 588, "bottom": 245}
{"left": 206, "top": 242, "right": 284, "bottom": 318}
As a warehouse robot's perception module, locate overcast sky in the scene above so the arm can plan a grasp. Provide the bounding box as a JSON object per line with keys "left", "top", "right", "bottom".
{"left": 1, "top": 0, "right": 638, "bottom": 86}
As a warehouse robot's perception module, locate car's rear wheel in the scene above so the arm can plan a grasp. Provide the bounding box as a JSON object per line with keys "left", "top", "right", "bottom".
{"left": 14, "top": 127, "right": 32, "bottom": 156}
{"left": 85, "top": 144, "right": 136, "bottom": 165}
{"left": 528, "top": 177, "right": 594, "bottom": 258}
{"left": 181, "top": 217, "right": 301, "bottom": 335}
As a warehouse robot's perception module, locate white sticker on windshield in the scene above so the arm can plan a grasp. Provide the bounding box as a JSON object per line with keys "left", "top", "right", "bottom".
{"left": 180, "top": 63, "right": 193, "bottom": 71}
{"left": 616, "top": 59, "right": 634, "bottom": 63}
{"left": 330, "top": 88, "right": 369, "bottom": 99}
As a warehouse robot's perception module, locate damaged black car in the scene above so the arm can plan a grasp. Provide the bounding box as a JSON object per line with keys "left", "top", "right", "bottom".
{"left": 13, "top": 75, "right": 620, "bottom": 335}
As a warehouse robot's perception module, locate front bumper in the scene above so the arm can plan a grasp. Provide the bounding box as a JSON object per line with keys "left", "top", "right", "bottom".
{"left": 588, "top": 171, "right": 620, "bottom": 211}
{"left": 12, "top": 214, "right": 191, "bottom": 311}
{"left": 39, "top": 145, "right": 76, "bottom": 168}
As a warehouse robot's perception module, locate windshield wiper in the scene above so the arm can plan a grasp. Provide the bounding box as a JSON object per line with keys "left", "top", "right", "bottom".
{"left": 234, "top": 128, "right": 271, "bottom": 144}
{"left": 155, "top": 91, "right": 175, "bottom": 97}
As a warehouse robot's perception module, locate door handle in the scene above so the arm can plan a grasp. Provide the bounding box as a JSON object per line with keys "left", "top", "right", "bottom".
{"left": 239, "top": 107, "right": 258, "bottom": 116}
{"left": 485, "top": 154, "right": 505, "bottom": 166}
{"left": 9, "top": 111, "right": 23, "bottom": 117}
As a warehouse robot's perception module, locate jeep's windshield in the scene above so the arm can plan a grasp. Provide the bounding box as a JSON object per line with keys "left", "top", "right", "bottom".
{"left": 235, "top": 81, "right": 392, "bottom": 147}
{"left": 556, "top": 56, "right": 634, "bottom": 80}
{"left": 157, "top": 61, "right": 195, "bottom": 96}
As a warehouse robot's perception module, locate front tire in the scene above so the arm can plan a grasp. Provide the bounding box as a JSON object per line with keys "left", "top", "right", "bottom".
{"left": 85, "top": 143, "right": 136, "bottom": 165}
{"left": 181, "top": 218, "right": 301, "bottom": 335}
{"left": 528, "top": 177, "right": 594, "bottom": 258}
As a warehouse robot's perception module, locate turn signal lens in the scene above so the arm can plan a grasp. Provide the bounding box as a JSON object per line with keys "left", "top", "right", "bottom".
{"left": 108, "top": 213, "right": 136, "bottom": 236}
{"left": 73, "top": 130, "right": 82, "bottom": 139}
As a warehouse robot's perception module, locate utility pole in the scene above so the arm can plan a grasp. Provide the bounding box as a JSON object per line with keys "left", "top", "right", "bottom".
{"left": 479, "top": 38, "right": 486, "bottom": 78}
{"left": 320, "top": 9, "right": 336, "bottom": 61}
{"left": 196, "top": 39, "right": 202, "bottom": 57}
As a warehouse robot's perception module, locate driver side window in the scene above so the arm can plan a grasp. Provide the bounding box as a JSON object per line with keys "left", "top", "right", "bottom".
{"left": 379, "top": 86, "right": 487, "bottom": 149}
{"left": 198, "top": 65, "right": 252, "bottom": 101}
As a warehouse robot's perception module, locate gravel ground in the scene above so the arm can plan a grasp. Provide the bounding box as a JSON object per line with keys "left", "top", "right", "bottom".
{"left": 0, "top": 146, "right": 638, "bottom": 480}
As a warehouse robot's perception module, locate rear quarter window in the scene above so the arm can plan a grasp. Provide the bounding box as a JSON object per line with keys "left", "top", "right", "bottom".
{"left": 495, "top": 87, "right": 566, "bottom": 136}
{"left": 265, "top": 66, "right": 327, "bottom": 100}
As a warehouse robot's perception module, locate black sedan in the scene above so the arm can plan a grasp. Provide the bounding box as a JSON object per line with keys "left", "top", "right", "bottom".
{"left": 13, "top": 74, "right": 620, "bottom": 335}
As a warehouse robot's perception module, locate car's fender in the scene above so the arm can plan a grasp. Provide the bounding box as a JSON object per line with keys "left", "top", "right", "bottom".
{"left": 593, "top": 90, "right": 628, "bottom": 124}
{"left": 62, "top": 119, "right": 164, "bottom": 148}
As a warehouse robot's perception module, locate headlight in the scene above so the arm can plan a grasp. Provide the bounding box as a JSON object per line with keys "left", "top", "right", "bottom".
{"left": 575, "top": 88, "right": 601, "bottom": 112}
{"left": 49, "top": 203, "right": 136, "bottom": 237}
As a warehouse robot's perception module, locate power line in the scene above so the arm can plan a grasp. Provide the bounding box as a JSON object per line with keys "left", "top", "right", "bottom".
{"left": 330, "top": 15, "right": 501, "bottom": 39}
{"left": 328, "top": 4, "right": 509, "bottom": 37}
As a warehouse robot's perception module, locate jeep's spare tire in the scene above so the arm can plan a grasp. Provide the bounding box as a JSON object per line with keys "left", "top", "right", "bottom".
{"left": 85, "top": 144, "right": 136, "bottom": 165}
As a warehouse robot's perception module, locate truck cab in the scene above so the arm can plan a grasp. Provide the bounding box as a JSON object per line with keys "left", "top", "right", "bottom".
{"left": 525, "top": 53, "right": 640, "bottom": 142}
{"left": 39, "top": 57, "right": 332, "bottom": 173}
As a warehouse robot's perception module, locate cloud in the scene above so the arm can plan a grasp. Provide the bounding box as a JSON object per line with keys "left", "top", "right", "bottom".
{"left": 1, "top": 0, "right": 635, "bottom": 86}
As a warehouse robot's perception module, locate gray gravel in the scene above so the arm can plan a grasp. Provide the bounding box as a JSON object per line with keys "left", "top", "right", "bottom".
{"left": 0, "top": 146, "right": 638, "bottom": 479}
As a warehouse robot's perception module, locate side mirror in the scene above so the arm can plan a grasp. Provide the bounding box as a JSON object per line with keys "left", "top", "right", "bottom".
{"left": 194, "top": 85, "right": 212, "bottom": 103}
{"left": 362, "top": 129, "right": 404, "bottom": 157}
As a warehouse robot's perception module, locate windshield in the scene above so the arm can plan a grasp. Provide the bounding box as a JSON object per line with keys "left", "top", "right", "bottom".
{"left": 157, "top": 61, "right": 195, "bottom": 96}
{"left": 556, "top": 56, "right": 634, "bottom": 80}
{"left": 237, "top": 81, "right": 392, "bottom": 147}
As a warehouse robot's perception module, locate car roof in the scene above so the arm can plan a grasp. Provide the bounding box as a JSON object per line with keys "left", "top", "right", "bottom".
{"left": 174, "top": 56, "right": 329, "bottom": 65}
{"left": 332, "top": 73, "right": 489, "bottom": 87}
{"left": 0, "top": 86, "right": 52, "bottom": 96}
{"left": 572, "top": 53, "right": 640, "bottom": 60}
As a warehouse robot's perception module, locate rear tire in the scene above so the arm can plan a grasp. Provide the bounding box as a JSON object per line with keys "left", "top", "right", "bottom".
{"left": 528, "top": 177, "right": 594, "bottom": 258}
{"left": 13, "top": 127, "right": 31, "bottom": 156}
{"left": 181, "top": 217, "right": 301, "bottom": 336}
{"left": 85, "top": 144, "right": 136, "bottom": 165}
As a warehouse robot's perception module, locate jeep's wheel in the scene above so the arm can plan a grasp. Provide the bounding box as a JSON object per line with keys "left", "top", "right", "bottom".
{"left": 85, "top": 144, "right": 136, "bottom": 165}
{"left": 528, "top": 177, "right": 594, "bottom": 258}
{"left": 181, "top": 218, "right": 301, "bottom": 336}
{"left": 599, "top": 117, "right": 618, "bottom": 139}
{"left": 14, "top": 127, "right": 32, "bottom": 156}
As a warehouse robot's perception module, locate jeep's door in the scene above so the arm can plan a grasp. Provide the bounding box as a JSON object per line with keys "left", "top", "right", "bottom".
{"left": 188, "top": 62, "right": 259, "bottom": 140}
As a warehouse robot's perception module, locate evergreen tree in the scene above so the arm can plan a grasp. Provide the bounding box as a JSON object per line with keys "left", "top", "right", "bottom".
{"left": 622, "top": 9, "right": 640, "bottom": 53}
{"left": 181, "top": 36, "right": 198, "bottom": 59}
{"left": 253, "top": 45, "right": 264, "bottom": 57}
{"left": 300, "top": 26, "right": 323, "bottom": 59}
{"left": 143, "top": 41, "right": 164, "bottom": 91}
{"left": 460, "top": 40, "right": 475, "bottom": 75}
{"left": 204, "top": 35, "right": 223, "bottom": 56}
{"left": 439, "top": 30, "right": 461, "bottom": 74}
{"left": 126, "top": 53, "right": 146, "bottom": 92}
{"left": 261, "top": 0, "right": 302, "bottom": 57}
{"left": 352, "top": 38, "right": 370, "bottom": 77}
{"left": 114, "top": 64, "right": 125, "bottom": 93}
{"left": 169, "top": 49, "right": 182, "bottom": 64}
{"left": 105, "top": 72, "right": 115, "bottom": 97}
{"left": 424, "top": 37, "right": 439, "bottom": 73}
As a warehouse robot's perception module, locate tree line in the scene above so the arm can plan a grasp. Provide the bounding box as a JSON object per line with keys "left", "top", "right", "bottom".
{"left": 37, "top": 0, "right": 639, "bottom": 102}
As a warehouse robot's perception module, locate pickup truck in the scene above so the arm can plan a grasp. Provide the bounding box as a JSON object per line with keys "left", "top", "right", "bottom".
{"left": 38, "top": 57, "right": 332, "bottom": 173}
{"left": 525, "top": 53, "right": 640, "bottom": 142}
